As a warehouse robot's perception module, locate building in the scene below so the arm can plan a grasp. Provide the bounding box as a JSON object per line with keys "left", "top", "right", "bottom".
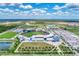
{"left": 23, "top": 29, "right": 36, "bottom": 33}
{"left": 28, "top": 34, "right": 60, "bottom": 42}
{"left": 52, "top": 35, "right": 60, "bottom": 42}
{"left": 31, "top": 35, "right": 45, "bottom": 41}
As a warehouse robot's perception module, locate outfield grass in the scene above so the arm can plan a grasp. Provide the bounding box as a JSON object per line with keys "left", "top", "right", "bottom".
{"left": 24, "top": 31, "right": 46, "bottom": 37}
{"left": 0, "top": 32, "right": 17, "bottom": 39}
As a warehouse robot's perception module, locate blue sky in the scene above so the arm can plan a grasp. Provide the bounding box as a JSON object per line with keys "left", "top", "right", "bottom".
{"left": 0, "top": 3, "right": 79, "bottom": 20}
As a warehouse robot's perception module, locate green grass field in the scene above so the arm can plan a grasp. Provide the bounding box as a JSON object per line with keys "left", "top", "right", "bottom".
{"left": 17, "top": 42, "right": 58, "bottom": 54}
{"left": 0, "top": 31, "right": 17, "bottom": 39}
{"left": 24, "top": 31, "right": 46, "bottom": 37}
{"left": 63, "top": 25, "right": 79, "bottom": 36}
{"left": 59, "top": 44, "right": 74, "bottom": 55}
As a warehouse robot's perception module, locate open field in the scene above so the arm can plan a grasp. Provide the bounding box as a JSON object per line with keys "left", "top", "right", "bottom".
{"left": 64, "top": 26, "right": 79, "bottom": 36}
{"left": 59, "top": 43, "right": 74, "bottom": 55}
{"left": 17, "top": 42, "right": 58, "bottom": 55}
{"left": 0, "top": 31, "right": 17, "bottom": 39}
{"left": 18, "top": 42, "right": 54, "bottom": 51}
{"left": 19, "top": 25, "right": 37, "bottom": 29}
{"left": 0, "top": 25, "right": 17, "bottom": 33}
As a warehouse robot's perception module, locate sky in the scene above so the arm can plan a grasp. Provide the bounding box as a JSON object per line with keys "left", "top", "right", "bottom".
{"left": 0, "top": 3, "right": 79, "bottom": 20}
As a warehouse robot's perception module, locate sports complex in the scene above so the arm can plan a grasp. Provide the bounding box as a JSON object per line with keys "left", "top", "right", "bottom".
{"left": 0, "top": 21, "right": 79, "bottom": 56}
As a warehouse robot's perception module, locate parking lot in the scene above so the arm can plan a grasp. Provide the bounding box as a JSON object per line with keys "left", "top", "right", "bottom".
{"left": 53, "top": 29, "right": 79, "bottom": 54}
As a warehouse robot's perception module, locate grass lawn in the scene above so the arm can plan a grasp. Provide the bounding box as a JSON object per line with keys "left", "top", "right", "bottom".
{"left": 59, "top": 44, "right": 74, "bottom": 54}
{"left": 17, "top": 42, "right": 59, "bottom": 54}
{"left": 0, "top": 31, "right": 17, "bottom": 39}
{"left": 18, "top": 42, "right": 54, "bottom": 51}
{"left": 63, "top": 25, "right": 79, "bottom": 36}
{"left": 19, "top": 25, "right": 37, "bottom": 29}
{"left": 24, "top": 31, "right": 46, "bottom": 37}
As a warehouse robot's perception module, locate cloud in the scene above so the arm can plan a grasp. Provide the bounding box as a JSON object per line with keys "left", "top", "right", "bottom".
{"left": 53, "top": 5, "right": 62, "bottom": 10}
{"left": 32, "top": 8, "right": 46, "bottom": 13}
{"left": 0, "top": 3, "right": 18, "bottom": 6}
{"left": 61, "top": 3, "right": 79, "bottom": 9}
{"left": 53, "top": 3, "right": 79, "bottom": 14}
{"left": 15, "top": 9, "right": 20, "bottom": 11}
{"left": 41, "top": 8, "right": 48, "bottom": 10}
{"left": 0, "top": 3, "right": 6, "bottom": 6}
{"left": 0, "top": 3, "right": 79, "bottom": 19}
{"left": 35, "top": 3, "right": 41, "bottom": 5}
{"left": 8, "top": 3, "right": 16, "bottom": 6}
{"left": 20, "top": 4, "right": 33, "bottom": 9}
{"left": 53, "top": 3, "right": 79, "bottom": 11}
{"left": 11, "top": 10, "right": 31, "bottom": 16}
{"left": 52, "top": 10, "right": 71, "bottom": 16}
{"left": 0, "top": 8, "right": 14, "bottom": 13}
{"left": 63, "top": 3, "right": 79, "bottom": 14}
{"left": 30, "top": 8, "right": 47, "bottom": 16}
{"left": 53, "top": 4, "right": 69, "bottom": 11}
{"left": 46, "top": 13, "right": 52, "bottom": 15}
{"left": 53, "top": 11, "right": 63, "bottom": 15}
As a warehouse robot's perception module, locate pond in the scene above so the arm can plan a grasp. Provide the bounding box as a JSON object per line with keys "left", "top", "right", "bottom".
{"left": 0, "top": 42, "right": 12, "bottom": 51}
